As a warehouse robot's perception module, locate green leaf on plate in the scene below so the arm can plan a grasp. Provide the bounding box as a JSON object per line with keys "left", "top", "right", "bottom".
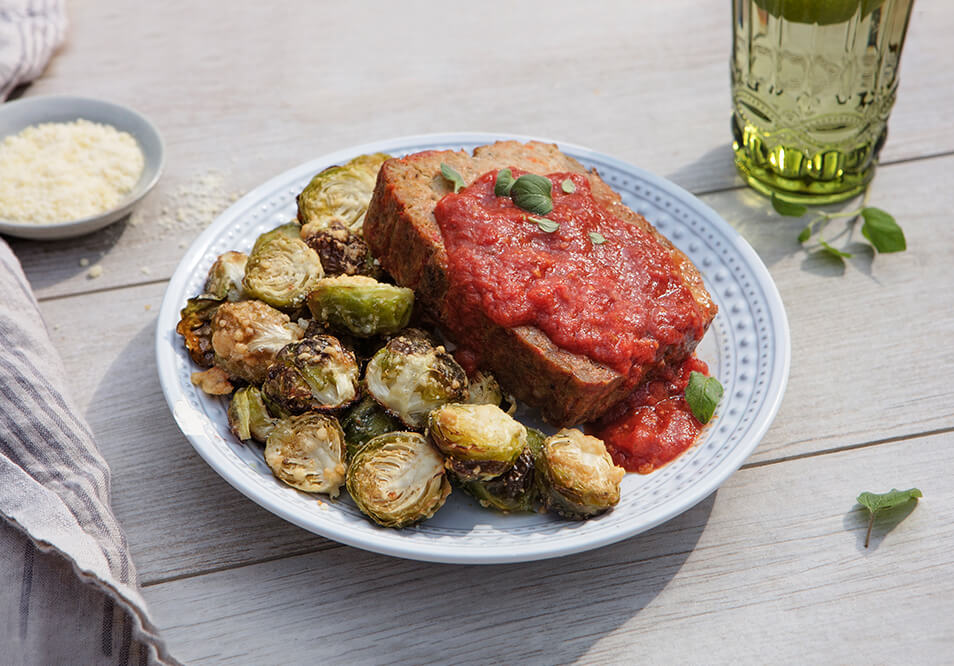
{"left": 797, "top": 225, "right": 812, "bottom": 243}
{"left": 861, "top": 207, "right": 906, "bottom": 253}
{"left": 527, "top": 216, "right": 560, "bottom": 233}
{"left": 440, "top": 162, "right": 466, "bottom": 193}
{"left": 684, "top": 371, "right": 723, "bottom": 424}
{"left": 495, "top": 168, "right": 515, "bottom": 196}
{"left": 857, "top": 488, "right": 922, "bottom": 548}
{"left": 511, "top": 174, "right": 554, "bottom": 216}
{"left": 771, "top": 192, "right": 808, "bottom": 217}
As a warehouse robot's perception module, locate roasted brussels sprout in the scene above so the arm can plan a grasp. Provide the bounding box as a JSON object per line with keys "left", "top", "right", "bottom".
{"left": 264, "top": 413, "right": 347, "bottom": 497}
{"left": 204, "top": 251, "right": 248, "bottom": 301}
{"left": 176, "top": 295, "right": 223, "bottom": 367}
{"left": 304, "top": 220, "right": 380, "bottom": 278}
{"left": 210, "top": 300, "right": 304, "bottom": 384}
{"left": 243, "top": 226, "right": 324, "bottom": 310}
{"left": 364, "top": 329, "right": 468, "bottom": 428}
{"left": 538, "top": 429, "right": 625, "bottom": 520}
{"left": 427, "top": 403, "right": 527, "bottom": 481}
{"left": 297, "top": 153, "right": 390, "bottom": 238}
{"left": 340, "top": 396, "right": 403, "bottom": 460}
{"left": 346, "top": 431, "right": 451, "bottom": 528}
{"left": 307, "top": 275, "right": 414, "bottom": 338}
{"left": 465, "top": 370, "right": 517, "bottom": 415}
{"left": 228, "top": 386, "right": 278, "bottom": 443}
{"left": 261, "top": 335, "right": 360, "bottom": 413}
{"left": 462, "top": 426, "right": 546, "bottom": 512}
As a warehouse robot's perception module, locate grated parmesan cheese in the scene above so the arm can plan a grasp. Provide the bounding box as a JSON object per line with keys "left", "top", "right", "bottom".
{"left": 0, "top": 119, "right": 145, "bottom": 224}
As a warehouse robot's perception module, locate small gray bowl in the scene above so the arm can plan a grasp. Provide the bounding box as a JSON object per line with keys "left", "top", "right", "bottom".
{"left": 0, "top": 95, "right": 164, "bottom": 240}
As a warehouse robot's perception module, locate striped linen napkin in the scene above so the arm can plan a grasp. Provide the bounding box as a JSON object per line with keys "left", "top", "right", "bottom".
{"left": 0, "top": 240, "right": 176, "bottom": 664}
{"left": 0, "top": 0, "right": 67, "bottom": 101}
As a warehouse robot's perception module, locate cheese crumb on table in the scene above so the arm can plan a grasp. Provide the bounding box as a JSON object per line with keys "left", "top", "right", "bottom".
{"left": 0, "top": 119, "right": 145, "bottom": 224}
{"left": 87, "top": 265, "right": 104, "bottom": 279}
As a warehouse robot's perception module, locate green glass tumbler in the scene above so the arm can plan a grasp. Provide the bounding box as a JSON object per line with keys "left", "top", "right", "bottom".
{"left": 731, "top": 0, "right": 915, "bottom": 204}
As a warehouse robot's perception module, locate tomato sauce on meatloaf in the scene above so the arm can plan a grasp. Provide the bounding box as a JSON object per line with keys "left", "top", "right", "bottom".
{"left": 433, "top": 169, "right": 709, "bottom": 381}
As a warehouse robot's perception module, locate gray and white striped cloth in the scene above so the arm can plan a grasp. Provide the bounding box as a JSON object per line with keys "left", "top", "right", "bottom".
{"left": 0, "top": 0, "right": 66, "bottom": 101}
{"left": 0, "top": 240, "right": 175, "bottom": 665}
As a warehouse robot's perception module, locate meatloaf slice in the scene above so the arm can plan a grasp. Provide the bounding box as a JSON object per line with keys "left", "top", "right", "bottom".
{"left": 363, "top": 140, "right": 717, "bottom": 426}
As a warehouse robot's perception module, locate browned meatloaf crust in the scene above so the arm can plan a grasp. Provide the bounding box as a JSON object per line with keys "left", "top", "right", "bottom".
{"left": 363, "top": 141, "right": 717, "bottom": 426}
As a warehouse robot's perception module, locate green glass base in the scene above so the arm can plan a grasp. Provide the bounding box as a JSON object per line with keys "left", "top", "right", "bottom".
{"left": 733, "top": 150, "right": 874, "bottom": 206}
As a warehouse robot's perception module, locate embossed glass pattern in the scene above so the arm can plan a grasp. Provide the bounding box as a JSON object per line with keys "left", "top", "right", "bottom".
{"left": 731, "top": 0, "right": 915, "bottom": 203}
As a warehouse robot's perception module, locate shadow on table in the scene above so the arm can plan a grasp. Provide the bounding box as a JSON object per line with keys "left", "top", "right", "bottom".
{"left": 8, "top": 215, "right": 130, "bottom": 292}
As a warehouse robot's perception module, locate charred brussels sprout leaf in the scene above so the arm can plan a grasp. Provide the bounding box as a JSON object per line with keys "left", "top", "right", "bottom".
{"left": 261, "top": 335, "right": 360, "bottom": 414}
{"left": 228, "top": 386, "right": 278, "bottom": 443}
{"left": 303, "top": 220, "right": 380, "bottom": 278}
{"left": 340, "top": 396, "right": 403, "bottom": 460}
{"left": 427, "top": 403, "right": 527, "bottom": 482}
{"left": 346, "top": 431, "right": 451, "bottom": 527}
{"left": 463, "top": 445, "right": 538, "bottom": 512}
{"left": 297, "top": 153, "right": 390, "bottom": 238}
{"left": 264, "top": 413, "right": 347, "bottom": 497}
{"left": 243, "top": 229, "right": 324, "bottom": 311}
{"left": 364, "top": 329, "right": 468, "bottom": 428}
{"left": 539, "top": 429, "right": 625, "bottom": 520}
{"left": 204, "top": 251, "right": 248, "bottom": 301}
{"left": 176, "top": 295, "right": 223, "bottom": 367}
{"left": 210, "top": 300, "right": 304, "bottom": 384}
{"left": 307, "top": 275, "right": 414, "bottom": 338}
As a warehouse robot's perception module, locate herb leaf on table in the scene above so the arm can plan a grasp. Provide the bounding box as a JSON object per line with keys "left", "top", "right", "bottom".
{"left": 857, "top": 487, "right": 922, "bottom": 548}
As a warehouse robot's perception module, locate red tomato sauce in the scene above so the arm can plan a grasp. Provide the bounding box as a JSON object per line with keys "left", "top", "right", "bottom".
{"left": 433, "top": 169, "right": 706, "bottom": 379}
{"left": 591, "top": 355, "right": 709, "bottom": 473}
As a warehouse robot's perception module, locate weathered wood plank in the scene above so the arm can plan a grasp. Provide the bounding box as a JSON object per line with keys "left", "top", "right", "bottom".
{"left": 141, "top": 433, "right": 951, "bottom": 665}
{"left": 10, "top": 0, "right": 951, "bottom": 300}
{"left": 36, "top": 152, "right": 954, "bottom": 582}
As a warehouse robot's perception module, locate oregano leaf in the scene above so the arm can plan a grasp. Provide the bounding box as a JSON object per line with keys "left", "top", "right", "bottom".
{"left": 495, "top": 168, "right": 515, "bottom": 196}
{"left": 771, "top": 192, "right": 808, "bottom": 217}
{"left": 440, "top": 162, "right": 466, "bottom": 193}
{"left": 527, "top": 216, "right": 559, "bottom": 233}
{"left": 857, "top": 488, "right": 922, "bottom": 548}
{"left": 797, "top": 226, "right": 812, "bottom": 243}
{"left": 819, "top": 240, "right": 852, "bottom": 259}
{"left": 684, "top": 371, "right": 723, "bottom": 424}
{"left": 588, "top": 231, "right": 607, "bottom": 245}
{"left": 861, "top": 207, "right": 906, "bottom": 253}
{"left": 511, "top": 174, "right": 554, "bottom": 215}
{"left": 561, "top": 178, "right": 576, "bottom": 194}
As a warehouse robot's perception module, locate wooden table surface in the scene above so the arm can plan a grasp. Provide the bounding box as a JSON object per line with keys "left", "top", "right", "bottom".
{"left": 9, "top": 1, "right": 952, "bottom": 663}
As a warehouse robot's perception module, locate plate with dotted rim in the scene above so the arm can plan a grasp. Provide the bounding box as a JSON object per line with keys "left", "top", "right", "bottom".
{"left": 156, "top": 133, "right": 791, "bottom": 564}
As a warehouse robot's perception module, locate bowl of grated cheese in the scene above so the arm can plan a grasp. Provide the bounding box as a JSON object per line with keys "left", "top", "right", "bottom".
{"left": 0, "top": 95, "right": 164, "bottom": 240}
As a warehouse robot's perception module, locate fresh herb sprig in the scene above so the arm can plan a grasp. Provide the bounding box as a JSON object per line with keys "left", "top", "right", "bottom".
{"left": 857, "top": 488, "right": 922, "bottom": 548}
{"left": 772, "top": 193, "right": 906, "bottom": 259}
{"left": 440, "top": 163, "right": 466, "bottom": 193}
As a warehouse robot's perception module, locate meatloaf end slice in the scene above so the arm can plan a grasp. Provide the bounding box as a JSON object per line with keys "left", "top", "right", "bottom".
{"left": 363, "top": 140, "right": 717, "bottom": 426}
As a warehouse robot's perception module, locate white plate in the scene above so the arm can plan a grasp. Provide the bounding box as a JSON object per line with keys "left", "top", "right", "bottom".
{"left": 156, "top": 133, "right": 791, "bottom": 564}
{"left": 0, "top": 95, "right": 164, "bottom": 240}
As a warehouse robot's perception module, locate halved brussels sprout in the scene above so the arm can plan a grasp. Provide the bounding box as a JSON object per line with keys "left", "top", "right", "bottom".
{"left": 346, "top": 431, "right": 451, "bottom": 528}
{"left": 261, "top": 335, "right": 360, "bottom": 414}
{"left": 304, "top": 220, "right": 380, "bottom": 278}
{"left": 464, "top": 370, "right": 517, "bottom": 415}
{"left": 205, "top": 251, "right": 248, "bottom": 301}
{"left": 427, "top": 403, "right": 527, "bottom": 482}
{"left": 340, "top": 396, "right": 403, "bottom": 460}
{"left": 297, "top": 153, "right": 390, "bottom": 238}
{"left": 538, "top": 429, "right": 625, "bottom": 520}
{"left": 176, "top": 295, "right": 223, "bottom": 367}
{"left": 364, "top": 329, "right": 468, "bottom": 428}
{"left": 462, "top": 426, "right": 546, "bottom": 512}
{"left": 264, "top": 413, "right": 347, "bottom": 497}
{"left": 210, "top": 300, "right": 304, "bottom": 384}
{"left": 243, "top": 227, "right": 324, "bottom": 311}
{"left": 307, "top": 275, "right": 414, "bottom": 338}
{"left": 228, "top": 386, "right": 278, "bottom": 443}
